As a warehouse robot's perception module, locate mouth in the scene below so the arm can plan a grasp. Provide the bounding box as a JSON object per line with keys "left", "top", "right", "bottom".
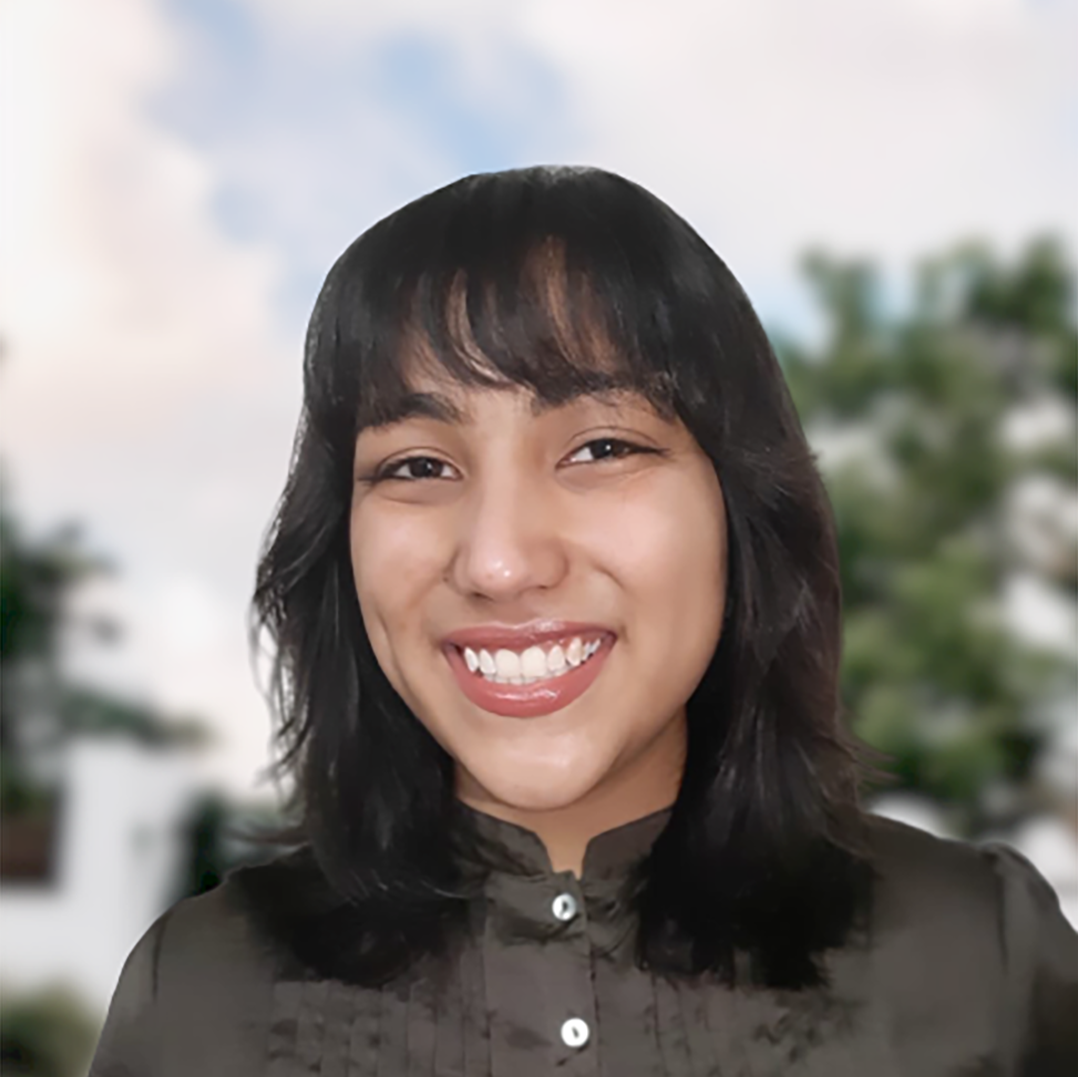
{"left": 442, "top": 633, "right": 616, "bottom": 718}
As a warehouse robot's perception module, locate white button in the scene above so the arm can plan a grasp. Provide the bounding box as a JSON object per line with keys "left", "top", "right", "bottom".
{"left": 561, "top": 1017, "right": 590, "bottom": 1048}
{"left": 552, "top": 893, "right": 578, "bottom": 922}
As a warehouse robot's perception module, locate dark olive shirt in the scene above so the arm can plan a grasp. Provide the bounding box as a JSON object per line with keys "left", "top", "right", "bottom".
{"left": 89, "top": 808, "right": 1078, "bottom": 1076}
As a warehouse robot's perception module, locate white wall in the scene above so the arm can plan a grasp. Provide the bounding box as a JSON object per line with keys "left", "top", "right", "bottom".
{"left": 0, "top": 738, "right": 202, "bottom": 1015}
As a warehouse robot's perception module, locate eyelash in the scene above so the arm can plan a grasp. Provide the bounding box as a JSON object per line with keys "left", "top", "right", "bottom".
{"left": 367, "top": 438, "right": 659, "bottom": 484}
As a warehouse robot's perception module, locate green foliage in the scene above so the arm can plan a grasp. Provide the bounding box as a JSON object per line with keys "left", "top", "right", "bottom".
{"left": 0, "top": 498, "right": 110, "bottom": 746}
{"left": 55, "top": 686, "right": 211, "bottom": 748}
{"left": 781, "top": 237, "right": 1077, "bottom": 837}
{"left": 0, "top": 477, "right": 212, "bottom": 818}
{"left": 0, "top": 984, "right": 99, "bottom": 1077}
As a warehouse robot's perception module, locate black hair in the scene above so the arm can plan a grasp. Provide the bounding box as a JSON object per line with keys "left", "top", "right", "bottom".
{"left": 240, "top": 165, "right": 892, "bottom": 990}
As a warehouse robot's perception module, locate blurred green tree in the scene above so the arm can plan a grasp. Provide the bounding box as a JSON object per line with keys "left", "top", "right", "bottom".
{"left": 0, "top": 492, "right": 114, "bottom": 814}
{"left": 1, "top": 485, "right": 210, "bottom": 813}
{"left": 0, "top": 984, "right": 99, "bottom": 1077}
{"left": 779, "top": 237, "right": 1077, "bottom": 838}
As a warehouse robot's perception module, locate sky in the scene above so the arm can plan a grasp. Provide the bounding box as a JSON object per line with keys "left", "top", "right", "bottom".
{"left": 1, "top": 0, "right": 1076, "bottom": 797}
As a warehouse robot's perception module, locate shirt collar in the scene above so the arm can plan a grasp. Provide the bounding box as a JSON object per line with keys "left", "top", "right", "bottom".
{"left": 456, "top": 800, "right": 674, "bottom": 884}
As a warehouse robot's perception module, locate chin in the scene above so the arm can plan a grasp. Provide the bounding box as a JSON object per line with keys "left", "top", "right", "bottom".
{"left": 471, "top": 766, "right": 603, "bottom": 815}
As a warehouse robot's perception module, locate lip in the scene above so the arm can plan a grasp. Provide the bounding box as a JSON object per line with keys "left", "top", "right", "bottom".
{"left": 443, "top": 634, "right": 615, "bottom": 718}
{"left": 441, "top": 620, "right": 616, "bottom": 652}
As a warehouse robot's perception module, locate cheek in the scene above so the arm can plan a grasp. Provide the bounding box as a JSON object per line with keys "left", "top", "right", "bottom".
{"left": 349, "top": 507, "right": 448, "bottom": 701}
{"left": 603, "top": 478, "right": 726, "bottom": 597}
{"left": 349, "top": 504, "right": 444, "bottom": 610}
{"left": 349, "top": 511, "right": 427, "bottom": 682}
{"left": 597, "top": 474, "right": 727, "bottom": 663}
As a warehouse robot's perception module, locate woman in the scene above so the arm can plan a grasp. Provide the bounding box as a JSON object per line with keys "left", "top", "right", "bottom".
{"left": 90, "top": 166, "right": 1077, "bottom": 1075}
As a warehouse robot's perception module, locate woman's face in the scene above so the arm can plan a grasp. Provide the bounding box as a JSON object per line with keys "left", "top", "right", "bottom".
{"left": 350, "top": 368, "right": 727, "bottom": 819}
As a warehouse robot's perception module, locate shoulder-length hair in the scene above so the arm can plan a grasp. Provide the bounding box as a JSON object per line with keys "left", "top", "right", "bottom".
{"left": 241, "top": 165, "right": 891, "bottom": 991}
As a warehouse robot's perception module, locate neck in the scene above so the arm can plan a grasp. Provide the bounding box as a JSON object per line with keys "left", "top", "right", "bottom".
{"left": 458, "top": 712, "right": 686, "bottom": 877}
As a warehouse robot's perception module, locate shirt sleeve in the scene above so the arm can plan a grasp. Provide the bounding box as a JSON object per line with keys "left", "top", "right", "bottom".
{"left": 979, "top": 840, "right": 1078, "bottom": 1077}
{"left": 87, "top": 910, "right": 173, "bottom": 1077}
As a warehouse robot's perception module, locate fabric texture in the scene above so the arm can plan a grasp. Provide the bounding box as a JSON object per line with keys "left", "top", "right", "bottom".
{"left": 89, "top": 807, "right": 1078, "bottom": 1076}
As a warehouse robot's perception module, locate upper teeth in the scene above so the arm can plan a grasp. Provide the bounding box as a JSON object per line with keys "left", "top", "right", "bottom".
{"left": 463, "top": 637, "right": 603, "bottom": 681}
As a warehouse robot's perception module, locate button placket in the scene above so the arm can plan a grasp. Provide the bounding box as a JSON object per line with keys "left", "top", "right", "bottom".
{"left": 549, "top": 876, "right": 597, "bottom": 1071}
{"left": 484, "top": 873, "right": 599, "bottom": 1076}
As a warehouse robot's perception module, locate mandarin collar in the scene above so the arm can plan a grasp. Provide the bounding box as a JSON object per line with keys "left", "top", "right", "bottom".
{"left": 456, "top": 801, "right": 673, "bottom": 884}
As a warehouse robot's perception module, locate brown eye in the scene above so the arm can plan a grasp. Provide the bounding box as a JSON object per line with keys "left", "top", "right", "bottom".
{"left": 376, "top": 456, "right": 454, "bottom": 482}
{"left": 567, "top": 438, "right": 652, "bottom": 464}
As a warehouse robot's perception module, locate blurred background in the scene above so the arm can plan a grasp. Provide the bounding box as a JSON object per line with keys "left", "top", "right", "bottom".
{"left": 1, "top": 0, "right": 1075, "bottom": 1071}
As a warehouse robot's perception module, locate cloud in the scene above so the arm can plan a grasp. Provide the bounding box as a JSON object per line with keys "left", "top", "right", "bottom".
{"left": 0, "top": 0, "right": 294, "bottom": 792}
{"left": 1, "top": 0, "right": 288, "bottom": 439}
{"left": 536, "top": 0, "right": 1077, "bottom": 274}
{"left": 238, "top": 0, "right": 1077, "bottom": 304}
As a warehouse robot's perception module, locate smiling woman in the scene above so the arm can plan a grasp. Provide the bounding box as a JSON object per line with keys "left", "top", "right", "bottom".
{"left": 89, "top": 167, "right": 1077, "bottom": 1076}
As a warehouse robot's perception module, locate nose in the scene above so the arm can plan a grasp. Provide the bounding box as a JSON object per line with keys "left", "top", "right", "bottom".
{"left": 447, "top": 470, "right": 569, "bottom": 602}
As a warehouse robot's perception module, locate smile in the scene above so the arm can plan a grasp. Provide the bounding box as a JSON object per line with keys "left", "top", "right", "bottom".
{"left": 443, "top": 634, "right": 615, "bottom": 718}
{"left": 462, "top": 636, "right": 605, "bottom": 685}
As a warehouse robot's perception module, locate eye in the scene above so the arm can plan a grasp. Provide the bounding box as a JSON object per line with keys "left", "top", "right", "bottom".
{"left": 373, "top": 455, "right": 456, "bottom": 483}
{"left": 565, "top": 438, "right": 653, "bottom": 465}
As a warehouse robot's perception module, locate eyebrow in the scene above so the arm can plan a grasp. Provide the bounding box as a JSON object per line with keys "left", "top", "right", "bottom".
{"left": 365, "top": 379, "right": 650, "bottom": 430}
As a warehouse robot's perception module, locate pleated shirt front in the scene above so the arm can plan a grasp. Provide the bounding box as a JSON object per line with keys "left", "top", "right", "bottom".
{"left": 89, "top": 807, "right": 1078, "bottom": 1076}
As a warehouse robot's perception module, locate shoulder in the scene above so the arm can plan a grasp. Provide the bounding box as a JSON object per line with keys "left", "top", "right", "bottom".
{"left": 863, "top": 812, "right": 1073, "bottom": 937}
{"left": 865, "top": 813, "right": 1003, "bottom": 917}
{"left": 111, "top": 857, "right": 295, "bottom": 1008}
{"left": 147, "top": 846, "right": 410, "bottom": 989}
{"left": 90, "top": 853, "right": 306, "bottom": 1075}
{"left": 859, "top": 813, "right": 1078, "bottom": 1072}
{"left": 848, "top": 815, "right": 1011, "bottom": 986}
{"left": 148, "top": 848, "right": 320, "bottom": 989}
